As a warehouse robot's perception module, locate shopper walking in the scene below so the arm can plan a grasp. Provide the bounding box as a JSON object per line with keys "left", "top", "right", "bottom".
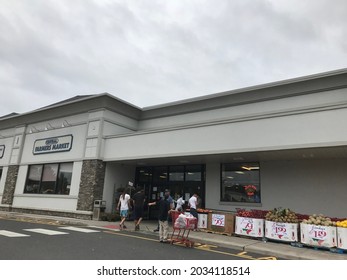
{"left": 117, "top": 189, "right": 131, "bottom": 230}
{"left": 188, "top": 193, "right": 199, "bottom": 230}
{"left": 175, "top": 193, "right": 185, "bottom": 212}
{"left": 132, "top": 188, "right": 146, "bottom": 231}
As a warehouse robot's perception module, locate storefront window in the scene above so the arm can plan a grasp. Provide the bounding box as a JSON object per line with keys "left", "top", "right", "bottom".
{"left": 137, "top": 167, "right": 152, "bottom": 182}
{"left": 169, "top": 166, "right": 184, "bottom": 181}
{"left": 25, "top": 165, "right": 43, "bottom": 193}
{"left": 56, "top": 163, "right": 73, "bottom": 194}
{"left": 185, "top": 165, "right": 203, "bottom": 181}
{"left": 24, "top": 163, "right": 73, "bottom": 195}
{"left": 221, "top": 163, "right": 260, "bottom": 203}
{"left": 40, "top": 164, "right": 58, "bottom": 194}
{"left": 153, "top": 166, "right": 168, "bottom": 182}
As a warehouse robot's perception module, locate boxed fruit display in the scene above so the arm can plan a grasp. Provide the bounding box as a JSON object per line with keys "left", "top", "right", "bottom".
{"left": 185, "top": 208, "right": 211, "bottom": 229}
{"left": 300, "top": 214, "right": 337, "bottom": 248}
{"left": 197, "top": 213, "right": 208, "bottom": 229}
{"left": 234, "top": 209, "right": 266, "bottom": 238}
{"left": 264, "top": 208, "right": 299, "bottom": 242}
{"left": 207, "top": 211, "right": 235, "bottom": 235}
{"left": 265, "top": 221, "right": 299, "bottom": 242}
{"left": 336, "top": 220, "right": 347, "bottom": 250}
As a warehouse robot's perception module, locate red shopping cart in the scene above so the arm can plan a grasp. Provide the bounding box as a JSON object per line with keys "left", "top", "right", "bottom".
{"left": 170, "top": 210, "right": 197, "bottom": 247}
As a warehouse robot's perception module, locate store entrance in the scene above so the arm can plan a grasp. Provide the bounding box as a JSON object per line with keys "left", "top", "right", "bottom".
{"left": 135, "top": 165, "right": 205, "bottom": 220}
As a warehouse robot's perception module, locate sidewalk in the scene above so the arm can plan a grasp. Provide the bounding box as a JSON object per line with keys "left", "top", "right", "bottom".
{"left": 1, "top": 211, "right": 346, "bottom": 260}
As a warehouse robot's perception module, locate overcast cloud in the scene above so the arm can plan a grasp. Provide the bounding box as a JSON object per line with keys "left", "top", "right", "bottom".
{"left": 0, "top": 0, "right": 346, "bottom": 116}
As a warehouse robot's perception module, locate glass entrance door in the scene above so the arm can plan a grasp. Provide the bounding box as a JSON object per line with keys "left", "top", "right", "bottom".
{"left": 135, "top": 165, "right": 205, "bottom": 220}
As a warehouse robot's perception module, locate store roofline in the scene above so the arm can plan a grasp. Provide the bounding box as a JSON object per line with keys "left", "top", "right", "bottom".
{"left": 1, "top": 68, "right": 347, "bottom": 126}
{"left": 141, "top": 68, "right": 347, "bottom": 119}
{"left": 143, "top": 68, "right": 347, "bottom": 110}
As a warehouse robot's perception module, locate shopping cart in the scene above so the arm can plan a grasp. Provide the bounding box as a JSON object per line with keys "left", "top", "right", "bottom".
{"left": 170, "top": 210, "right": 197, "bottom": 247}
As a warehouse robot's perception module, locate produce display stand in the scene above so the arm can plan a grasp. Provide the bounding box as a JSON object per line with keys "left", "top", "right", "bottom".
{"left": 170, "top": 211, "right": 197, "bottom": 247}
{"left": 197, "top": 213, "right": 208, "bottom": 229}
{"left": 206, "top": 211, "right": 235, "bottom": 235}
{"left": 185, "top": 209, "right": 210, "bottom": 230}
{"left": 265, "top": 220, "right": 299, "bottom": 242}
{"left": 300, "top": 223, "right": 337, "bottom": 248}
{"left": 337, "top": 227, "right": 347, "bottom": 250}
{"left": 234, "top": 216, "right": 264, "bottom": 238}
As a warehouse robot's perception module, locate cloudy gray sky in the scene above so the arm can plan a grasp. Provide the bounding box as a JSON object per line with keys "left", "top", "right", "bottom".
{"left": 1, "top": 0, "right": 346, "bottom": 116}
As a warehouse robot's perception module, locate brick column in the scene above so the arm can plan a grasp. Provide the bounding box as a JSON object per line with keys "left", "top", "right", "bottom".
{"left": 77, "top": 160, "right": 106, "bottom": 211}
{"left": 1, "top": 165, "right": 19, "bottom": 206}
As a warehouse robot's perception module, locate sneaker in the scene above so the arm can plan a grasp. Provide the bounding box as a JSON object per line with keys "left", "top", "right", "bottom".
{"left": 119, "top": 224, "right": 123, "bottom": 230}
{"left": 135, "top": 225, "right": 140, "bottom": 231}
{"left": 153, "top": 228, "right": 159, "bottom": 232}
{"left": 123, "top": 225, "right": 127, "bottom": 229}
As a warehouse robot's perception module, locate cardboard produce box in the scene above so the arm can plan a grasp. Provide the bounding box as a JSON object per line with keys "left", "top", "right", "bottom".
{"left": 235, "top": 216, "right": 264, "bottom": 238}
{"left": 337, "top": 227, "right": 347, "bottom": 250}
{"left": 197, "top": 213, "right": 208, "bottom": 229}
{"left": 184, "top": 210, "right": 209, "bottom": 229}
{"left": 207, "top": 211, "right": 235, "bottom": 235}
{"left": 300, "top": 223, "right": 337, "bottom": 248}
{"left": 265, "top": 220, "right": 299, "bottom": 242}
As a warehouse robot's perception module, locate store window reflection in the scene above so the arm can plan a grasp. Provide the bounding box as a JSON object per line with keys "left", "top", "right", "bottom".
{"left": 169, "top": 166, "right": 184, "bottom": 181}
{"left": 24, "top": 162, "right": 73, "bottom": 195}
{"left": 221, "top": 163, "right": 260, "bottom": 203}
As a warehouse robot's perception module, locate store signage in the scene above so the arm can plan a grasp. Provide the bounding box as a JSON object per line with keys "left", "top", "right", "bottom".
{"left": 300, "top": 223, "right": 337, "bottom": 247}
{"left": 0, "top": 145, "right": 4, "bottom": 158}
{"left": 265, "top": 221, "right": 298, "bottom": 242}
{"left": 212, "top": 214, "right": 225, "bottom": 227}
{"left": 33, "top": 135, "right": 73, "bottom": 155}
{"left": 235, "top": 216, "right": 264, "bottom": 237}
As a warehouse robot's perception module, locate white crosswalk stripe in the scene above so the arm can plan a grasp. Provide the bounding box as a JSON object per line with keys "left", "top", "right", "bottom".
{"left": 58, "top": 226, "right": 100, "bottom": 233}
{"left": 23, "top": 228, "right": 69, "bottom": 236}
{"left": 0, "top": 230, "right": 30, "bottom": 237}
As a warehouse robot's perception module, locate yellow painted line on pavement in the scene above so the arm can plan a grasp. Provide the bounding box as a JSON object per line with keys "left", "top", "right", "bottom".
{"left": 104, "top": 230, "right": 276, "bottom": 260}
{"left": 196, "top": 244, "right": 218, "bottom": 249}
{"left": 104, "top": 230, "right": 159, "bottom": 242}
{"left": 237, "top": 251, "right": 248, "bottom": 255}
{"left": 195, "top": 246, "right": 256, "bottom": 259}
{"left": 257, "top": 256, "right": 277, "bottom": 260}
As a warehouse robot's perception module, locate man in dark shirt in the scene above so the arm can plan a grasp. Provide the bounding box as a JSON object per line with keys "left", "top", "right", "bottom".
{"left": 157, "top": 193, "right": 171, "bottom": 242}
{"left": 149, "top": 192, "right": 171, "bottom": 242}
{"left": 132, "top": 189, "right": 146, "bottom": 231}
{"left": 153, "top": 189, "right": 174, "bottom": 232}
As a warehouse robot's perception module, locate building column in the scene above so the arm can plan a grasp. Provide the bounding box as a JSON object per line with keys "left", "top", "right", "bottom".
{"left": 77, "top": 160, "right": 106, "bottom": 211}
{"left": 1, "top": 165, "right": 19, "bottom": 208}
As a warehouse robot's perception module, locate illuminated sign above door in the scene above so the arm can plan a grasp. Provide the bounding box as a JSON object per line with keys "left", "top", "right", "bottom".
{"left": 33, "top": 135, "right": 73, "bottom": 155}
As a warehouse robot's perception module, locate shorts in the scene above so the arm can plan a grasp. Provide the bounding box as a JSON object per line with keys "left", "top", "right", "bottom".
{"left": 120, "top": 210, "right": 128, "bottom": 218}
{"left": 134, "top": 206, "right": 144, "bottom": 219}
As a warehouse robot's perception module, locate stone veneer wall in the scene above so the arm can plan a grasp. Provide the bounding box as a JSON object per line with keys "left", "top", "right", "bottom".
{"left": 10, "top": 207, "right": 92, "bottom": 220}
{"left": 77, "top": 159, "right": 106, "bottom": 211}
{"left": 1, "top": 165, "right": 19, "bottom": 206}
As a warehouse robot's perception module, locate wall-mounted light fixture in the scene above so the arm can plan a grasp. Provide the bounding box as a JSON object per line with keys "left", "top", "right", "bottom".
{"left": 45, "top": 123, "right": 55, "bottom": 130}
{"left": 29, "top": 126, "right": 41, "bottom": 133}
{"left": 61, "top": 120, "right": 71, "bottom": 128}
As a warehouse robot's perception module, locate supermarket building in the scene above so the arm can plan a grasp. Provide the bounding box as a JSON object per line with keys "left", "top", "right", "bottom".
{"left": 1, "top": 69, "right": 347, "bottom": 219}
